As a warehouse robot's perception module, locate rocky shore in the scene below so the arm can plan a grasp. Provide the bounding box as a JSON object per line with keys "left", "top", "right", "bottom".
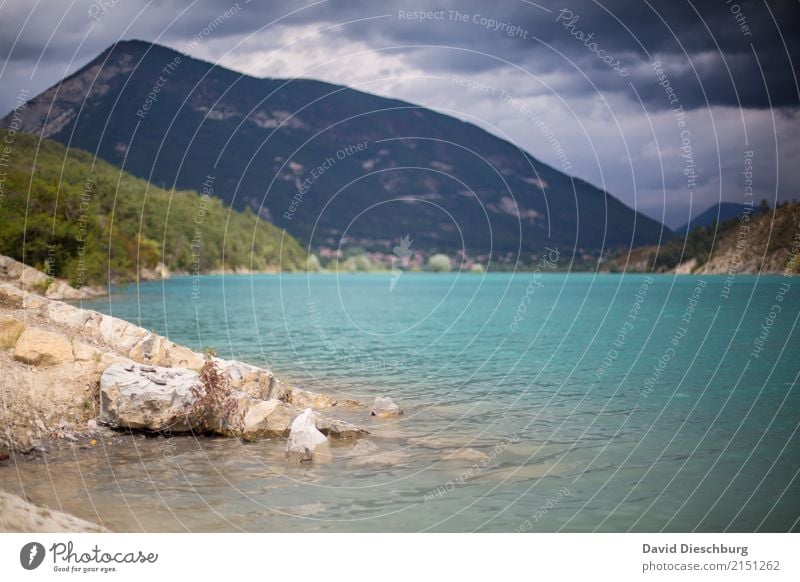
{"left": 0, "top": 255, "right": 373, "bottom": 530}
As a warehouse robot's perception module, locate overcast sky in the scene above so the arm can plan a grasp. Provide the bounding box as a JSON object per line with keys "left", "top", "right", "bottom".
{"left": 1, "top": 0, "right": 798, "bottom": 227}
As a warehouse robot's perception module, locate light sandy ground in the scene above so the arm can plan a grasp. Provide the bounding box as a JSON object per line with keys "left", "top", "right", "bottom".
{"left": 0, "top": 490, "right": 106, "bottom": 532}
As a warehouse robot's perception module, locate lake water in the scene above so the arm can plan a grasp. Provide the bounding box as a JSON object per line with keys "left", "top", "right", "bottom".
{"left": 4, "top": 273, "right": 799, "bottom": 532}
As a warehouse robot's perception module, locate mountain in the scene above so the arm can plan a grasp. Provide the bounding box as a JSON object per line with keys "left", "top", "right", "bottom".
{"left": 2, "top": 40, "right": 668, "bottom": 261}
{"left": 605, "top": 201, "right": 798, "bottom": 275}
{"left": 0, "top": 131, "right": 307, "bottom": 286}
{"left": 674, "top": 202, "right": 750, "bottom": 234}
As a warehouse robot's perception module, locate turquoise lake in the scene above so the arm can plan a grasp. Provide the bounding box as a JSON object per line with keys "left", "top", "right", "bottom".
{"left": 8, "top": 272, "right": 799, "bottom": 532}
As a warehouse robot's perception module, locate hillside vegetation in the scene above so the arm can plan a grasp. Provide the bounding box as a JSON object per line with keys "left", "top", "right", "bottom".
{"left": 605, "top": 201, "right": 800, "bottom": 275}
{"left": 0, "top": 131, "right": 306, "bottom": 285}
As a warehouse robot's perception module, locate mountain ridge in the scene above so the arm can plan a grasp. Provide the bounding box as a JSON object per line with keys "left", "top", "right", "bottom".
{"left": 3, "top": 39, "right": 670, "bottom": 262}
{"left": 675, "top": 202, "right": 750, "bottom": 234}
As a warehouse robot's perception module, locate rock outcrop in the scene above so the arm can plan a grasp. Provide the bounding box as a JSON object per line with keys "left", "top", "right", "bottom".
{"left": 0, "top": 255, "right": 103, "bottom": 300}
{"left": 98, "top": 363, "right": 367, "bottom": 440}
{"left": 0, "top": 257, "right": 366, "bottom": 456}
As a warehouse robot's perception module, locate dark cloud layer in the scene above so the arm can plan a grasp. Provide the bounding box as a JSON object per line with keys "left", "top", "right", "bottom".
{"left": 0, "top": 0, "right": 798, "bottom": 227}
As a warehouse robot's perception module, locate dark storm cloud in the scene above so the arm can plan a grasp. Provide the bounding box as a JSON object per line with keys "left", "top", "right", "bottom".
{"left": 2, "top": 0, "right": 797, "bottom": 110}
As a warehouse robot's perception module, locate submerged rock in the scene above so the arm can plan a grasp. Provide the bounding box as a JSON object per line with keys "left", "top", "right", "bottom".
{"left": 440, "top": 448, "right": 491, "bottom": 463}
{"left": 288, "top": 386, "right": 362, "bottom": 409}
{"left": 370, "top": 396, "right": 403, "bottom": 417}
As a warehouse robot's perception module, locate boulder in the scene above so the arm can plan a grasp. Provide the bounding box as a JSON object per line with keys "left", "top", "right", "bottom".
{"left": 99, "top": 363, "right": 198, "bottom": 431}
{"left": 128, "top": 332, "right": 171, "bottom": 365}
{"left": 98, "top": 315, "right": 147, "bottom": 353}
{"left": 14, "top": 328, "right": 74, "bottom": 366}
{"left": 46, "top": 302, "right": 91, "bottom": 335}
{"left": 370, "top": 396, "right": 403, "bottom": 417}
{"left": 71, "top": 341, "right": 97, "bottom": 361}
{"left": 19, "top": 265, "right": 50, "bottom": 288}
{"left": 125, "top": 331, "right": 204, "bottom": 369}
{"left": 314, "top": 414, "right": 368, "bottom": 439}
{"left": 0, "top": 255, "right": 23, "bottom": 278}
{"left": 219, "top": 359, "right": 288, "bottom": 401}
{"left": 0, "top": 284, "right": 24, "bottom": 308}
{"left": 0, "top": 314, "right": 25, "bottom": 347}
{"left": 286, "top": 408, "right": 330, "bottom": 463}
{"left": 163, "top": 342, "right": 204, "bottom": 369}
{"left": 223, "top": 397, "right": 296, "bottom": 440}
{"left": 0, "top": 283, "right": 48, "bottom": 309}
{"left": 45, "top": 280, "right": 84, "bottom": 300}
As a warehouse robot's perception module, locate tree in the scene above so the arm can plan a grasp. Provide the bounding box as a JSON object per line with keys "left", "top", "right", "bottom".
{"left": 427, "top": 253, "right": 452, "bottom": 272}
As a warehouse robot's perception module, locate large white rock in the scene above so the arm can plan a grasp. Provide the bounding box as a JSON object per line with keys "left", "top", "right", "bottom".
{"left": 286, "top": 408, "right": 329, "bottom": 463}
{"left": 99, "top": 363, "right": 198, "bottom": 431}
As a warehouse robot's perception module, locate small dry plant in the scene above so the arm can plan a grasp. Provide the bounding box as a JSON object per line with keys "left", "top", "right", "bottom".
{"left": 186, "top": 348, "right": 246, "bottom": 436}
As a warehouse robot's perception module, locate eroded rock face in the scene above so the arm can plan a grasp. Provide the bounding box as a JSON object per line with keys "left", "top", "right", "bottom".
{"left": 99, "top": 364, "right": 198, "bottom": 431}
{"left": 0, "top": 268, "right": 368, "bottom": 451}
{"left": 219, "top": 359, "right": 288, "bottom": 401}
{"left": 370, "top": 396, "right": 403, "bottom": 417}
{"left": 14, "top": 328, "right": 74, "bottom": 366}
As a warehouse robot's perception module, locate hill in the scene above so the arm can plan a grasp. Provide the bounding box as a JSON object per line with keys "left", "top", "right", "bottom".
{"left": 0, "top": 131, "right": 307, "bottom": 286}
{"left": 2, "top": 39, "right": 668, "bottom": 263}
{"left": 674, "top": 202, "right": 750, "bottom": 234}
{"left": 604, "top": 201, "right": 799, "bottom": 275}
